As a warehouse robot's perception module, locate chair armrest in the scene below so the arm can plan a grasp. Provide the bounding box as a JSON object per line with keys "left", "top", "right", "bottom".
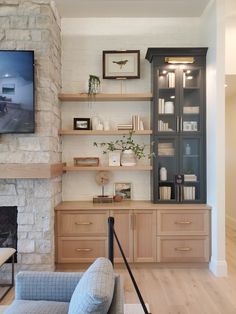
{"left": 15, "top": 271, "right": 83, "bottom": 302}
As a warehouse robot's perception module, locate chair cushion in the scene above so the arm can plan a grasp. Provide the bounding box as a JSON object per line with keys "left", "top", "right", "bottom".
{"left": 68, "top": 257, "right": 115, "bottom": 314}
{"left": 3, "top": 300, "right": 69, "bottom": 314}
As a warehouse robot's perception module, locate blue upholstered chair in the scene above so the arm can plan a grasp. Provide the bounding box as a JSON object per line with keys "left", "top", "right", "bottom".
{"left": 4, "top": 258, "right": 124, "bottom": 314}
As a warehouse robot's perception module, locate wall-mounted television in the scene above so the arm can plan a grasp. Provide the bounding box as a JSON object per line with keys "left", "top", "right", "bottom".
{"left": 0, "top": 50, "right": 35, "bottom": 133}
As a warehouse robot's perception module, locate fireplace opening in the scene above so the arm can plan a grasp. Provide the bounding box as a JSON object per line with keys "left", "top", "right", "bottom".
{"left": 0, "top": 206, "right": 17, "bottom": 262}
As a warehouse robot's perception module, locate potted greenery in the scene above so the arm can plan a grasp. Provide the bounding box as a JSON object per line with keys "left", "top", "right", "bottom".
{"left": 93, "top": 134, "right": 154, "bottom": 166}
{"left": 88, "top": 75, "right": 100, "bottom": 96}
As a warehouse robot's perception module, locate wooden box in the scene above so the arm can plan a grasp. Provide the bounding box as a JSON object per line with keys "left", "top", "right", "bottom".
{"left": 74, "top": 157, "right": 99, "bottom": 167}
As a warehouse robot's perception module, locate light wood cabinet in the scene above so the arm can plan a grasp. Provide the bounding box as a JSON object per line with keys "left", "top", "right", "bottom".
{"left": 55, "top": 201, "right": 211, "bottom": 265}
{"left": 133, "top": 210, "right": 156, "bottom": 262}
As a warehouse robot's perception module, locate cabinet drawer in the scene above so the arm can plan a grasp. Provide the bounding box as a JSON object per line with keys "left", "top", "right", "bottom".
{"left": 157, "top": 210, "right": 209, "bottom": 236}
{"left": 57, "top": 211, "right": 108, "bottom": 236}
{"left": 157, "top": 236, "right": 210, "bottom": 262}
{"left": 57, "top": 237, "right": 107, "bottom": 263}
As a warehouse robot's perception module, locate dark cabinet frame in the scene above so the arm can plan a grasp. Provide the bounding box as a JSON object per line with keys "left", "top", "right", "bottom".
{"left": 146, "top": 48, "right": 207, "bottom": 204}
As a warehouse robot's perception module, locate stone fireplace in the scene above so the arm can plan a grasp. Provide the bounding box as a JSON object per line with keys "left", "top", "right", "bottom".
{"left": 0, "top": 0, "right": 62, "bottom": 279}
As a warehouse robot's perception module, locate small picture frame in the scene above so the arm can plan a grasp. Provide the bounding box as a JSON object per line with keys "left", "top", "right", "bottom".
{"left": 114, "top": 182, "right": 132, "bottom": 200}
{"left": 103, "top": 50, "right": 140, "bottom": 79}
{"left": 74, "top": 118, "right": 90, "bottom": 130}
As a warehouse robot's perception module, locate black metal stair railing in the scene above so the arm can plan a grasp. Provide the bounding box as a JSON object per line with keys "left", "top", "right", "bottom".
{"left": 108, "top": 217, "right": 151, "bottom": 314}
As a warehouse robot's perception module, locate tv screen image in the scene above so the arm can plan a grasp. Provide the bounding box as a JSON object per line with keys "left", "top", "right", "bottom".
{"left": 0, "top": 50, "right": 35, "bottom": 133}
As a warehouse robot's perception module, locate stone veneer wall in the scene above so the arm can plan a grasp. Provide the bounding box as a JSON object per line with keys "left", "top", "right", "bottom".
{"left": 0, "top": 0, "right": 62, "bottom": 275}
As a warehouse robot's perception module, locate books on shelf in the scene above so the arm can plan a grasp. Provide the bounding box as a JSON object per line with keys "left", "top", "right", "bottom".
{"left": 159, "top": 186, "right": 171, "bottom": 200}
{"left": 168, "top": 72, "right": 175, "bottom": 88}
{"left": 183, "top": 106, "right": 200, "bottom": 114}
{"left": 158, "top": 99, "right": 174, "bottom": 114}
{"left": 158, "top": 120, "right": 173, "bottom": 132}
{"left": 117, "top": 124, "right": 133, "bottom": 130}
{"left": 158, "top": 143, "right": 175, "bottom": 156}
{"left": 183, "top": 186, "right": 196, "bottom": 200}
{"left": 184, "top": 174, "right": 197, "bottom": 182}
{"left": 132, "top": 115, "right": 144, "bottom": 131}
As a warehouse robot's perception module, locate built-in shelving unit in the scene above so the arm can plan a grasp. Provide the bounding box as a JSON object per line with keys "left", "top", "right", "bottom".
{"left": 63, "top": 165, "right": 152, "bottom": 172}
{"left": 58, "top": 92, "right": 153, "bottom": 102}
{"left": 59, "top": 130, "right": 152, "bottom": 136}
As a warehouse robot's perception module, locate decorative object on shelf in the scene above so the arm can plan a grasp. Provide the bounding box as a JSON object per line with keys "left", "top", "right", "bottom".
{"left": 73, "top": 118, "right": 90, "bottom": 130}
{"left": 103, "top": 50, "right": 140, "bottom": 79}
{"left": 132, "top": 115, "right": 145, "bottom": 131}
{"left": 91, "top": 116, "right": 99, "bottom": 130}
{"left": 103, "top": 120, "right": 110, "bottom": 131}
{"left": 164, "top": 101, "right": 174, "bottom": 114}
{"left": 160, "top": 167, "right": 167, "bottom": 181}
{"left": 113, "top": 194, "right": 123, "bottom": 202}
{"left": 74, "top": 157, "right": 99, "bottom": 167}
{"left": 93, "top": 171, "right": 113, "bottom": 203}
{"left": 88, "top": 75, "right": 100, "bottom": 95}
{"left": 94, "top": 134, "right": 154, "bottom": 166}
{"left": 109, "top": 151, "right": 121, "bottom": 167}
{"left": 120, "top": 149, "right": 137, "bottom": 166}
{"left": 114, "top": 182, "right": 132, "bottom": 200}
{"left": 185, "top": 143, "right": 191, "bottom": 155}
{"left": 183, "top": 121, "right": 198, "bottom": 131}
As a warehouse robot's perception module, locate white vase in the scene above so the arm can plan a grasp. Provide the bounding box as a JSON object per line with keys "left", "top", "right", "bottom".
{"left": 121, "top": 149, "right": 137, "bottom": 166}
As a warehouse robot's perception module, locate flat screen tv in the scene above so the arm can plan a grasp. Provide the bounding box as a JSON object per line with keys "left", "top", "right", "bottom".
{"left": 0, "top": 50, "right": 35, "bottom": 133}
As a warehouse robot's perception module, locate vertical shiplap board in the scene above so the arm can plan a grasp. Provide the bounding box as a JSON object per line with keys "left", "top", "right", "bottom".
{"left": 61, "top": 17, "right": 201, "bottom": 201}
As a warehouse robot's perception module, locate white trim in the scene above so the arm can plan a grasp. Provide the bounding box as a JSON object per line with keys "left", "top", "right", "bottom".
{"left": 209, "top": 258, "right": 228, "bottom": 277}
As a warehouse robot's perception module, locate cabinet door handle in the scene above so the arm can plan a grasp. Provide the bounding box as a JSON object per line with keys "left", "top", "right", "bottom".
{"left": 176, "top": 116, "right": 179, "bottom": 132}
{"left": 75, "top": 222, "right": 92, "bottom": 225}
{"left": 76, "top": 248, "right": 92, "bottom": 252}
{"left": 175, "top": 221, "right": 192, "bottom": 225}
{"left": 175, "top": 247, "right": 192, "bottom": 252}
{"left": 180, "top": 117, "right": 183, "bottom": 132}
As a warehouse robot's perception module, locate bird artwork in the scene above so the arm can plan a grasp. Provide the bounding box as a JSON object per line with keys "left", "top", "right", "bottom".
{"left": 112, "top": 59, "right": 128, "bottom": 69}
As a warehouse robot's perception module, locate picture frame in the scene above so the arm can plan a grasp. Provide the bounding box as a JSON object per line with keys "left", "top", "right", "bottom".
{"left": 114, "top": 182, "right": 132, "bottom": 200}
{"left": 103, "top": 50, "right": 140, "bottom": 79}
{"left": 73, "top": 118, "right": 90, "bottom": 130}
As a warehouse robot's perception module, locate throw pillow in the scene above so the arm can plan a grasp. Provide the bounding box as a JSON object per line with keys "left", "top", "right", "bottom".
{"left": 68, "top": 257, "right": 115, "bottom": 314}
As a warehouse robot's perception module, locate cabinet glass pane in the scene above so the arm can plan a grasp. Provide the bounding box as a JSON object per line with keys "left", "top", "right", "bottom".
{"left": 181, "top": 69, "right": 201, "bottom": 133}
{"left": 181, "top": 138, "right": 201, "bottom": 201}
{"left": 156, "top": 138, "right": 177, "bottom": 201}
{"left": 157, "top": 68, "right": 176, "bottom": 132}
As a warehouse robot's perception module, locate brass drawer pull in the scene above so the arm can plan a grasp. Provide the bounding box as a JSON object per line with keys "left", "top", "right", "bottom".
{"left": 175, "top": 221, "right": 192, "bottom": 225}
{"left": 175, "top": 247, "right": 192, "bottom": 252}
{"left": 76, "top": 248, "right": 92, "bottom": 252}
{"left": 75, "top": 222, "right": 93, "bottom": 225}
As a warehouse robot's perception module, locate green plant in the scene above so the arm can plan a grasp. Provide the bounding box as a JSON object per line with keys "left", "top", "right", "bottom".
{"left": 93, "top": 134, "right": 154, "bottom": 159}
{"left": 88, "top": 75, "right": 100, "bottom": 96}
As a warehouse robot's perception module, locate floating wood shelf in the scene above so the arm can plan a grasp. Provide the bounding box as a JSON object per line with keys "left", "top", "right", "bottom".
{"left": 59, "top": 130, "right": 152, "bottom": 136}
{"left": 58, "top": 93, "right": 153, "bottom": 102}
{"left": 0, "top": 163, "right": 64, "bottom": 179}
{"left": 63, "top": 165, "right": 152, "bottom": 172}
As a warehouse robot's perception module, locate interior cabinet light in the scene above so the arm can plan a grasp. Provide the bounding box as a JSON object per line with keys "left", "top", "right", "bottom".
{"left": 165, "top": 57, "right": 195, "bottom": 64}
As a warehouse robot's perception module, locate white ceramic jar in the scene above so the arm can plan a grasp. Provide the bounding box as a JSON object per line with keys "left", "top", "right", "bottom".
{"left": 121, "top": 150, "right": 137, "bottom": 166}
{"left": 160, "top": 167, "right": 167, "bottom": 181}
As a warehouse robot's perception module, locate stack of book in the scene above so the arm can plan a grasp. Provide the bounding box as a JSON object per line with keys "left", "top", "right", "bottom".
{"left": 183, "top": 186, "right": 196, "bottom": 200}
{"left": 159, "top": 186, "right": 171, "bottom": 200}
{"left": 158, "top": 120, "right": 173, "bottom": 132}
{"left": 117, "top": 124, "right": 133, "bottom": 130}
{"left": 168, "top": 72, "right": 175, "bottom": 88}
{"left": 184, "top": 174, "right": 197, "bottom": 182}
{"left": 158, "top": 143, "right": 175, "bottom": 156}
{"left": 183, "top": 106, "right": 200, "bottom": 114}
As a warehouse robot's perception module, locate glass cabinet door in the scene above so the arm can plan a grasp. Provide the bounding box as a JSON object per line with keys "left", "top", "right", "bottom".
{"left": 156, "top": 68, "right": 177, "bottom": 133}
{"left": 154, "top": 137, "right": 178, "bottom": 202}
{"left": 180, "top": 137, "right": 203, "bottom": 202}
{"left": 180, "top": 68, "right": 202, "bottom": 133}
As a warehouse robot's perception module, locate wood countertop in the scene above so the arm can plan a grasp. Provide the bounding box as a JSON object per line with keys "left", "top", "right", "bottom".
{"left": 55, "top": 201, "right": 211, "bottom": 211}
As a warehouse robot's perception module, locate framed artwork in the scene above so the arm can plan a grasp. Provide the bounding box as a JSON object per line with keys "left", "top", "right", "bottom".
{"left": 103, "top": 50, "right": 140, "bottom": 79}
{"left": 114, "top": 182, "right": 132, "bottom": 200}
{"left": 73, "top": 118, "right": 90, "bottom": 130}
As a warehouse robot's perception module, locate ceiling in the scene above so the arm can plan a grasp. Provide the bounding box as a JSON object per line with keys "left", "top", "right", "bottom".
{"left": 54, "top": 0, "right": 210, "bottom": 18}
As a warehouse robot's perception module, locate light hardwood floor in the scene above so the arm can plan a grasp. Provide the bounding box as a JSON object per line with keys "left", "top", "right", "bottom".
{"left": 1, "top": 225, "right": 236, "bottom": 313}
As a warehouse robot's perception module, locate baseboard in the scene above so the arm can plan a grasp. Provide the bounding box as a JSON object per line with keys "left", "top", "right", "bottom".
{"left": 226, "top": 215, "right": 236, "bottom": 230}
{"left": 209, "top": 258, "right": 228, "bottom": 277}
